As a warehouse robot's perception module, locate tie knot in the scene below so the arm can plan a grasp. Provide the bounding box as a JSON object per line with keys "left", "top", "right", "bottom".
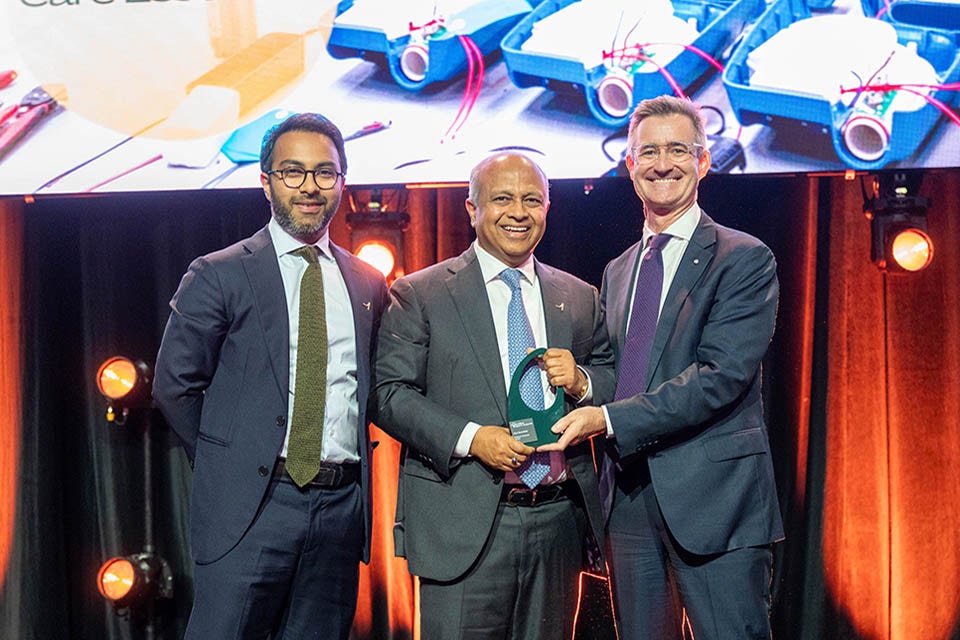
{"left": 293, "top": 245, "right": 319, "bottom": 264}
{"left": 648, "top": 234, "right": 671, "bottom": 252}
{"left": 500, "top": 268, "right": 523, "bottom": 291}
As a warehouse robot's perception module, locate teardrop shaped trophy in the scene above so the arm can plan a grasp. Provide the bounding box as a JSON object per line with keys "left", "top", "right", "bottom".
{"left": 508, "top": 348, "right": 564, "bottom": 447}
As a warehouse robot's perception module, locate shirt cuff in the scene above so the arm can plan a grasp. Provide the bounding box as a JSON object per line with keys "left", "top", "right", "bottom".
{"left": 602, "top": 405, "right": 615, "bottom": 437}
{"left": 454, "top": 421, "right": 483, "bottom": 458}
{"left": 574, "top": 366, "right": 593, "bottom": 404}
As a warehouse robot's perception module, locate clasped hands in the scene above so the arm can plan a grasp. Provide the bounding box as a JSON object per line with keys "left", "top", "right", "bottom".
{"left": 469, "top": 348, "right": 605, "bottom": 470}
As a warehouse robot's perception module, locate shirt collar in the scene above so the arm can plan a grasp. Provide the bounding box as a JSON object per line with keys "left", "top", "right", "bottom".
{"left": 642, "top": 203, "right": 701, "bottom": 249}
{"left": 473, "top": 241, "right": 537, "bottom": 286}
{"left": 269, "top": 216, "right": 332, "bottom": 260}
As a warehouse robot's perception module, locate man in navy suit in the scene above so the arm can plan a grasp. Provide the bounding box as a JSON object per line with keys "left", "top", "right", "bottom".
{"left": 153, "top": 113, "right": 387, "bottom": 639}
{"left": 543, "top": 95, "right": 784, "bottom": 639}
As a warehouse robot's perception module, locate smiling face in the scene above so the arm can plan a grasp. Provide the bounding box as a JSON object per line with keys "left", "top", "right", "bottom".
{"left": 626, "top": 113, "right": 711, "bottom": 233}
{"left": 466, "top": 154, "right": 549, "bottom": 267}
{"left": 260, "top": 129, "right": 344, "bottom": 244}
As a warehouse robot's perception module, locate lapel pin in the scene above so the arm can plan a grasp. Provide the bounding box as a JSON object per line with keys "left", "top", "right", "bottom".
{"left": 693, "top": 259, "right": 700, "bottom": 265}
{"left": 363, "top": 301, "right": 371, "bottom": 310}
{"left": 555, "top": 303, "right": 564, "bottom": 311}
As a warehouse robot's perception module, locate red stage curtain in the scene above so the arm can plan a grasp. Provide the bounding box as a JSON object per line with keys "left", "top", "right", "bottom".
{"left": 0, "top": 198, "right": 23, "bottom": 590}
{"left": 823, "top": 173, "right": 960, "bottom": 639}
{"left": 343, "top": 187, "right": 473, "bottom": 639}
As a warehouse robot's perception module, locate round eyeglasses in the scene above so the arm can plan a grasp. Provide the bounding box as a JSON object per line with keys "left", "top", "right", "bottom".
{"left": 266, "top": 167, "right": 344, "bottom": 190}
{"left": 631, "top": 142, "right": 703, "bottom": 164}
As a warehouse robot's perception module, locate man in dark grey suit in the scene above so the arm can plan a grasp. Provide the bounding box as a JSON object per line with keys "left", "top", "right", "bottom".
{"left": 153, "top": 113, "right": 387, "bottom": 638}
{"left": 375, "top": 152, "right": 615, "bottom": 639}
{"left": 545, "top": 95, "right": 784, "bottom": 639}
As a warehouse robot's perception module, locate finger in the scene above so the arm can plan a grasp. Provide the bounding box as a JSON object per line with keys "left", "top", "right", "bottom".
{"left": 536, "top": 441, "right": 563, "bottom": 452}
{"left": 551, "top": 416, "right": 572, "bottom": 434}
{"left": 555, "top": 428, "right": 578, "bottom": 450}
{"left": 510, "top": 442, "right": 535, "bottom": 455}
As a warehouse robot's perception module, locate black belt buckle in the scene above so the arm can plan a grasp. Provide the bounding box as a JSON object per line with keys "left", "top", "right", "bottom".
{"left": 506, "top": 487, "right": 534, "bottom": 507}
{"left": 504, "top": 484, "right": 564, "bottom": 507}
{"left": 314, "top": 464, "right": 341, "bottom": 487}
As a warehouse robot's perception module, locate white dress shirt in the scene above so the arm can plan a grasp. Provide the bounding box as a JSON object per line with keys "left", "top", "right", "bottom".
{"left": 454, "top": 242, "right": 555, "bottom": 456}
{"left": 269, "top": 217, "right": 359, "bottom": 463}
{"left": 604, "top": 203, "right": 702, "bottom": 434}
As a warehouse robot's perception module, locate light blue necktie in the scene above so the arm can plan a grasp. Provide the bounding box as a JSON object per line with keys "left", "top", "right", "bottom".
{"left": 500, "top": 268, "right": 550, "bottom": 488}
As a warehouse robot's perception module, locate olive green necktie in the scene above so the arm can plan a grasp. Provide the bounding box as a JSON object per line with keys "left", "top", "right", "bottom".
{"left": 286, "top": 245, "right": 327, "bottom": 487}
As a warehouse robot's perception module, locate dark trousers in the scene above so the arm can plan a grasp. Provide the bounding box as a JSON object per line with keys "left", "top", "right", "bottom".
{"left": 420, "top": 494, "right": 587, "bottom": 640}
{"left": 185, "top": 474, "right": 363, "bottom": 640}
{"left": 608, "top": 461, "right": 773, "bottom": 640}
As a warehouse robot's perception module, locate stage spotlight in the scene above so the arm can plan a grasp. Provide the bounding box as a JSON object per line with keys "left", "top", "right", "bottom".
{"left": 863, "top": 171, "right": 933, "bottom": 273}
{"left": 347, "top": 187, "right": 409, "bottom": 283}
{"left": 889, "top": 227, "right": 934, "bottom": 272}
{"left": 355, "top": 240, "right": 397, "bottom": 278}
{"left": 96, "top": 356, "right": 152, "bottom": 424}
{"left": 97, "top": 552, "right": 173, "bottom": 611}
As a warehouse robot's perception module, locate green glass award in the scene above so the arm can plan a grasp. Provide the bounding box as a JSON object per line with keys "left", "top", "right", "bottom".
{"left": 508, "top": 347, "right": 564, "bottom": 447}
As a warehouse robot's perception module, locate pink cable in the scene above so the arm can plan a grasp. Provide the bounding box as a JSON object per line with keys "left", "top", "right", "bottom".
{"left": 642, "top": 42, "right": 725, "bottom": 72}
{"left": 618, "top": 51, "right": 686, "bottom": 98}
{"left": 838, "top": 83, "right": 960, "bottom": 127}
{"left": 443, "top": 35, "right": 485, "bottom": 142}
{"left": 453, "top": 36, "right": 485, "bottom": 138}
{"left": 902, "top": 87, "right": 960, "bottom": 126}
{"left": 84, "top": 154, "right": 163, "bottom": 193}
{"left": 442, "top": 35, "right": 476, "bottom": 142}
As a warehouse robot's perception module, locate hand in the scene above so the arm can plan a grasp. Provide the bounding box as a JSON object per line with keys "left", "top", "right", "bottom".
{"left": 537, "top": 406, "right": 607, "bottom": 452}
{"left": 538, "top": 348, "right": 586, "bottom": 397}
{"left": 469, "top": 426, "right": 535, "bottom": 472}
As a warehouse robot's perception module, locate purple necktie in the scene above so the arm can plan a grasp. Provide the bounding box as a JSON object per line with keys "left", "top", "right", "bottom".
{"left": 500, "top": 268, "right": 551, "bottom": 489}
{"left": 614, "top": 233, "right": 670, "bottom": 401}
{"left": 601, "top": 233, "right": 670, "bottom": 519}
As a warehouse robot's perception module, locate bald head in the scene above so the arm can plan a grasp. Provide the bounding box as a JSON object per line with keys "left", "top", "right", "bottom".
{"left": 465, "top": 153, "right": 550, "bottom": 267}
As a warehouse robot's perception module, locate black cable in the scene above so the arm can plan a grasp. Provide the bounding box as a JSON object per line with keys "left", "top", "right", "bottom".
{"left": 699, "top": 104, "right": 726, "bottom": 137}
{"left": 600, "top": 128, "right": 629, "bottom": 163}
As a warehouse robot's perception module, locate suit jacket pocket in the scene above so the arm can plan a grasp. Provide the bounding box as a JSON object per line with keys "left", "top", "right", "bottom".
{"left": 702, "top": 427, "right": 768, "bottom": 461}
{"left": 404, "top": 454, "right": 445, "bottom": 482}
{"left": 197, "top": 431, "right": 230, "bottom": 447}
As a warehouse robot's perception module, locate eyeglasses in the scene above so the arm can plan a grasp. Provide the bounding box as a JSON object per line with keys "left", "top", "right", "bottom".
{"left": 266, "top": 167, "right": 343, "bottom": 190}
{"left": 631, "top": 142, "right": 703, "bottom": 164}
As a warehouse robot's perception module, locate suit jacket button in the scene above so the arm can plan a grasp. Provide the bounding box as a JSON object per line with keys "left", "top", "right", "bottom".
{"left": 258, "top": 465, "right": 269, "bottom": 477}
{"left": 276, "top": 416, "right": 286, "bottom": 427}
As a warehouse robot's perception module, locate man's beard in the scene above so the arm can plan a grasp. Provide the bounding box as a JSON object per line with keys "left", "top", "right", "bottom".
{"left": 270, "top": 188, "right": 338, "bottom": 240}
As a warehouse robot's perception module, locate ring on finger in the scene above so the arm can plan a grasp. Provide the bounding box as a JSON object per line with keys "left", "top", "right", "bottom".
{"left": 511, "top": 456, "right": 519, "bottom": 466}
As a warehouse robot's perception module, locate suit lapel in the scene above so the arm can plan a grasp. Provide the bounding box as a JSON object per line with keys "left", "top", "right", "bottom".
{"left": 331, "top": 243, "right": 374, "bottom": 391}
{"left": 538, "top": 261, "right": 573, "bottom": 350}
{"left": 607, "top": 241, "right": 642, "bottom": 356}
{"left": 646, "top": 214, "right": 717, "bottom": 385}
{"left": 445, "top": 248, "right": 510, "bottom": 423}
{"left": 331, "top": 243, "right": 377, "bottom": 446}
{"left": 242, "top": 226, "right": 289, "bottom": 401}
{"left": 331, "top": 243, "right": 374, "bottom": 360}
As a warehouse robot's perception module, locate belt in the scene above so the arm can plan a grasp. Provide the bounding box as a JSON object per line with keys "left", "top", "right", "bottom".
{"left": 275, "top": 458, "right": 360, "bottom": 489}
{"left": 501, "top": 481, "right": 575, "bottom": 507}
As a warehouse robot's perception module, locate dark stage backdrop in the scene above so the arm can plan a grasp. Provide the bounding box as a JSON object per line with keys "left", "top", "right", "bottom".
{"left": 0, "top": 169, "right": 958, "bottom": 639}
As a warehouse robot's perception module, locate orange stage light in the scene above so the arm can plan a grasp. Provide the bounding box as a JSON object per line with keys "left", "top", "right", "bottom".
{"left": 865, "top": 172, "right": 933, "bottom": 274}
{"left": 97, "top": 357, "right": 139, "bottom": 400}
{"left": 356, "top": 240, "right": 397, "bottom": 279}
{"left": 890, "top": 228, "right": 933, "bottom": 272}
{"left": 97, "top": 557, "right": 135, "bottom": 601}
{"left": 96, "top": 553, "right": 173, "bottom": 611}
{"left": 95, "top": 356, "right": 152, "bottom": 424}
